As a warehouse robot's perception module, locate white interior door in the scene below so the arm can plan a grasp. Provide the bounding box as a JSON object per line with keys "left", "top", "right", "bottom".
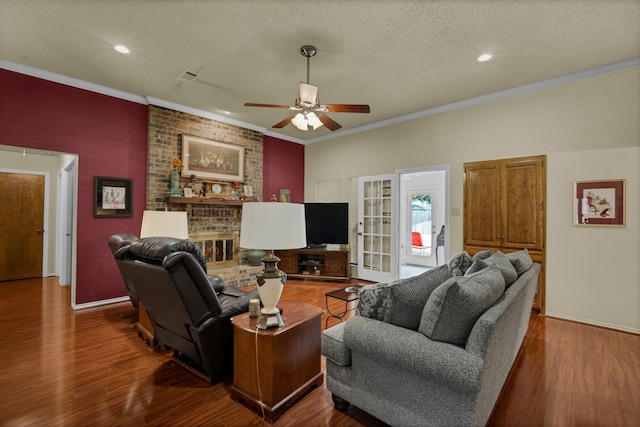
{"left": 357, "top": 174, "right": 398, "bottom": 283}
{"left": 57, "top": 158, "right": 76, "bottom": 286}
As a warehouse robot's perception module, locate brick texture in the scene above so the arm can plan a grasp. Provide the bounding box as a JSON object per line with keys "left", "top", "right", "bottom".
{"left": 147, "top": 105, "right": 264, "bottom": 286}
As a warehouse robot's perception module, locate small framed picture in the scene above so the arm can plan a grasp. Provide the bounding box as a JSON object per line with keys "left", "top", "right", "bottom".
{"left": 574, "top": 179, "right": 625, "bottom": 226}
{"left": 94, "top": 176, "right": 133, "bottom": 217}
{"left": 183, "top": 187, "right": 193, "bottom": 197}
{"left": 243, "top": 185, "right": 253, "bottom": 197}
{"left": 280, "top": 189, "right": 290, "bottom": 203}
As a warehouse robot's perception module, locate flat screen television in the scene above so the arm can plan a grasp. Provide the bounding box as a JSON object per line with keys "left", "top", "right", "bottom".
{"left": 304, "top": 203, "right": 349, "bottom": 248}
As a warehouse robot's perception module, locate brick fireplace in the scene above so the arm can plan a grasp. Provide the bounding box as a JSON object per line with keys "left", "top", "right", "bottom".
{"left": 146, "top": 104, "right": 264, "bottom": 287}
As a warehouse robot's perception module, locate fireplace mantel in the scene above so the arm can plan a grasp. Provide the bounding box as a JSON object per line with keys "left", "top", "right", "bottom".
{"left": 166, "top": 196, "right": 256, "bottom": 206}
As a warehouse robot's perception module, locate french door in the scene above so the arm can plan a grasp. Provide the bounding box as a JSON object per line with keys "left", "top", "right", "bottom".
{"left": 357, "top": 174, "right": 398, "bottom": 283}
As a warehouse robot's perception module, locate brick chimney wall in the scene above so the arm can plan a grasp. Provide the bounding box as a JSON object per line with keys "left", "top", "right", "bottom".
{"left": 146, "top": 105, "right": 264, "bottom": 286}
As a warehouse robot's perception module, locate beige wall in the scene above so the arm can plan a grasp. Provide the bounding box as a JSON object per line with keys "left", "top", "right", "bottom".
{"left": 305, "top": 67, "right": 640, "bottom": 332}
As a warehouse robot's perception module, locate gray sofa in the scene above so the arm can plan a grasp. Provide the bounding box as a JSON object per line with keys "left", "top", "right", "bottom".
{"left": 322, "top": 250, "right": 540, "bottom": 427}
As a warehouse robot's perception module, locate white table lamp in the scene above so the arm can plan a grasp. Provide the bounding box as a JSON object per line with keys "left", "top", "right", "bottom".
{"left": 140, "top": 210, "right": 189, "bottom": 239}
{"left": 240, "top": 202, "right": 306, "bottom": 328}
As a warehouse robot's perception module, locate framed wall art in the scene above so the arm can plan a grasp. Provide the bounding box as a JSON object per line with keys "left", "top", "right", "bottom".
{"left": 94, "top": 176, "right": 133, "bottom": 217}
{"left": 279, "top": 188, "right": 290, "bottom": 203}
{"left": 182, "top": 134, "right": 244, "bottom": 182}
{"left": 574, "top": 179, "right": 625, "bottom": 227}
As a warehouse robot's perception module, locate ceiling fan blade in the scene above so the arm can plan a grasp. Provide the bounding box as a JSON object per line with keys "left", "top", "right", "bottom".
{"left": 323, "top": 104, "right": 370, "bottom": 113}
{"left": 244, "top": 103, "right": 291, "bottom": 109}
{"left": 318, "top": 114, "right": 342, "bottom": 131}
{"left": 299, "top": 83, "right": 318, "bottom": 105}
{"left": 272, "top": 114, "right": 297, "bottom": 128}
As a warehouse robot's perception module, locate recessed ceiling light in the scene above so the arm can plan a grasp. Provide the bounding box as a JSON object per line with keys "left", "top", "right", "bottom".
{"left": 222, "top": 110, "right": 232, "bottom": 115}
{"left": 114, "top": 45, "right": 130, "bottom": 54}
{"left": 478, "top": 54, "right": 492, "bottom": 62}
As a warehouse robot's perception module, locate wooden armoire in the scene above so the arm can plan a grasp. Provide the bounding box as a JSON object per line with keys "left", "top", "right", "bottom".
{"left": 463, "top": 155, "right": 546, "bottom": 313}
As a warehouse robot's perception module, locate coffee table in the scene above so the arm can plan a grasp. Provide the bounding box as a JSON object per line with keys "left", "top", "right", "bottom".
{"left": 230, "top": 300, "right": 324, "bottom": 423}
{"left": 325, "top": 285, "right": 362, "bottom": 327}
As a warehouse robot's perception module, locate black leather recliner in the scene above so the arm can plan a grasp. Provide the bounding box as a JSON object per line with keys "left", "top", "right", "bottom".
{"left": 113, "top": 236, "right": 258, "bottom": 382}
{"left": 108, "top": 232, "right": 140, "bottom": 309}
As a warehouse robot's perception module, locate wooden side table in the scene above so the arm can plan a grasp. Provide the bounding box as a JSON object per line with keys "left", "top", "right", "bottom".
{"left": 136, "top": 302, "right": 157, "bottom": 349}
{"left": 230, "top": 300, "right": 324, "bottom": 423}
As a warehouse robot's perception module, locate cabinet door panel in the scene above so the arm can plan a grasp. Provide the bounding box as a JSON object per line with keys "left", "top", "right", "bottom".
{"left": 464, "top": 163, "right": 501, "bottom": 247}
{"left": 325, "top": 252, "right": 348, "bottom": 277}
{"left": 276, "top": 251, "right": 297, "bottom": 274}
{"left": 502, "top": 159, "right": 545, "bottom": 249}
{"left": 463, "top": 155, "right": 546, "bottom": 313}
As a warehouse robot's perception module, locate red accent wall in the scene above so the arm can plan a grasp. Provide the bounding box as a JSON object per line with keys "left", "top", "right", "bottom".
{"left": 263, "top": 135, "right": 304, "bottom": 203}
{"left": 0, "top": 69, "right": 148, "bottom": 305}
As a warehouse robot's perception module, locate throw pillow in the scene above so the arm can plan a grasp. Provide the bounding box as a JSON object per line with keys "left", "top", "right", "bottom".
{"left": 505, "top": 248, "right": 534, "bottom": 275}
{"left": 464, "top": 258, "right": 487, "bottom": 276}
{"left": 448, "top": 251, "right": 472, "bottom": 276}
{"left": 472, "top": 249, "right": 493, "bottom": 261}
{"left": 484, "top": 252, "right": 518, "bottom": 287}
{"left": 356, "top": 280, "right": 398, "bottom": 322}
{"left": 418, "top": 265, "right": 506, "bottom": 346}
{"left": 388, "top": 264, "right": 452, "bottom": 330}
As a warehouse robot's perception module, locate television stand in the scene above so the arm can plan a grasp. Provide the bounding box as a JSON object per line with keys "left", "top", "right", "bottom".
{"left": 275, "top": 247, "right": 350, "bottom": 283}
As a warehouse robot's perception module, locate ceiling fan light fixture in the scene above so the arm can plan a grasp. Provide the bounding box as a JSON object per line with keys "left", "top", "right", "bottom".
{"left": 291, "top": 111, "right": 324, "bottom": 131}
{"left": 299, "top": 83, "right": 318, "bottom": 105}
{"left": 292, "top": 113, "right": 308, "bottom": 130}
{"left": 244, "top": 44, "right": 369, "bottom": 132}
{"left": 307, "top": 112, "right": 323, "bottom": 129}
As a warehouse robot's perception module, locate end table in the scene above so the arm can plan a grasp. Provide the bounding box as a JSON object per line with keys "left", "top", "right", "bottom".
{"left": 325, "top": 285, "right": 362, "bottom": 327}
{"left": 230, "top": 300, "right": 324, "bottom": 423}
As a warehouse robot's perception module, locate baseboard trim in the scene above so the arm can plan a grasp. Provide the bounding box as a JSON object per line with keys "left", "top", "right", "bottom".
{"left": 72, "top": 296, "right": 131, "bottom": 311}
{"left": 544, "top": 313, "right": 640, "bottom": 336}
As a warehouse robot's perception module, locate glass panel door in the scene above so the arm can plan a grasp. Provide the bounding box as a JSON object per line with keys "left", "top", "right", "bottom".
{"left": 358, "top": 174, "right": 397, "bottom": 283}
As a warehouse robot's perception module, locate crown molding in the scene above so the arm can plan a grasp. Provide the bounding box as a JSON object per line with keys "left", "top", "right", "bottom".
{"left": 303, "top": 57, "right": 640, "bottom": 145}
{"left": 145, "top": 97, "right": 267, "bottom": 134}
{"left": 0, "top": 59, "right": 147, "bottom": 104}
{"left": 3, "top": 57, "right": 638, "bottom": 146}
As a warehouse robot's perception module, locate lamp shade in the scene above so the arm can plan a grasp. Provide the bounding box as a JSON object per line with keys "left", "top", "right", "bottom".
{"left": 240, "top": 202, "right": 306, "bottom": 250}
{"left": 140, "top": 210, "right": 189, "bottom": 239}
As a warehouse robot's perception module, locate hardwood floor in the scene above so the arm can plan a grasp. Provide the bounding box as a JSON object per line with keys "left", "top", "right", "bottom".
{"left": 1, "top": 277, "right": 638, "bottom": 426}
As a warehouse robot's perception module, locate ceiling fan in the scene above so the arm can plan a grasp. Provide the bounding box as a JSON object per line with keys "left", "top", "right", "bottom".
{"left": 244, "top": 45, "right": 370, "bottom": 131}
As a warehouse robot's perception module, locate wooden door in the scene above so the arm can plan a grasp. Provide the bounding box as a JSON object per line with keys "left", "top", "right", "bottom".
{"left": 0, "top": 172, "right": 45, "bottom": 281}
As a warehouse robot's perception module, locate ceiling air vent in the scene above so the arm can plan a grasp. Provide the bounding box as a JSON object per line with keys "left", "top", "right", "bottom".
{"left": 177, "top": 70, "right": 198, "bottom": 83}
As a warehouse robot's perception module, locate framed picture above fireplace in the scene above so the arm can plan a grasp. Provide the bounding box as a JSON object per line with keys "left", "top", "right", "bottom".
{"left": 182, "top": 134, "right": 244, "bottom": 182}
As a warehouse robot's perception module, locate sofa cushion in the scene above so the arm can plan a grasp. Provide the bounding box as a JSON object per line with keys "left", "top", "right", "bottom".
{"left": 466, "top": 252, "right": 518, "bottom": 287}
{"left": 505, "top": 248, "right": 534, "bottom": 275}
{"left": 448, "top": 251, "right": 472, "bottom": 276}
{"left": 419, "top": 265, "right": 506, "bottom": 345}
{"left": 321, "top": 322, "right": 351, "bottom": 366}
{"left": 388, "top": 264, "right": 452, "bottom": 330}
{"left": 356, "top": 280, "right": 397, "bottom": 322}
{"left": 472, "top": 249, "right": 493, "bottom": 261}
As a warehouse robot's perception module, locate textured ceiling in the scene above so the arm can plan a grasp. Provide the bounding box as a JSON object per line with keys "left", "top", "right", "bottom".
{"left": 1, "top": 0, "right": 639, "bottom": 143}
